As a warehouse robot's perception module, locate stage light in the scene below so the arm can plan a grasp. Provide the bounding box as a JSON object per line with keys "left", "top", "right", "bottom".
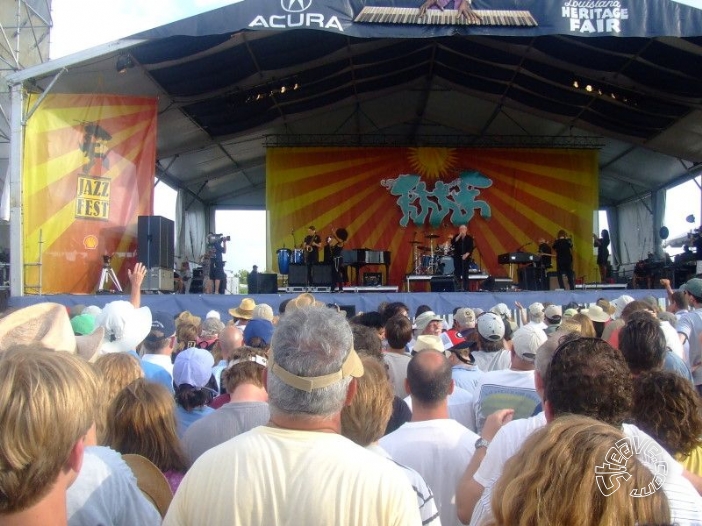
{"left": 573, "top": 80, "right": 579, "bottom": 88}
{"left": 585, "top": 85, "right": 593, "bottom": 92}
{"left": 116, "top": 54, "right": 134, "bottom": 73}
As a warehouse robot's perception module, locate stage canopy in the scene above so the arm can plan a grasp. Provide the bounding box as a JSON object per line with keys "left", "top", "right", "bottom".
{"left": 7, "top": 0, "right": 702, "bottom": 293}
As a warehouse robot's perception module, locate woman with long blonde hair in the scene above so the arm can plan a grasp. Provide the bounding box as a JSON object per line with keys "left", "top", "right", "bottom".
{"left": 104, "top": 378, "right": 189, "bottom": 493}
{"left": 488, "top": 414, "right": 670, "bottom": 526}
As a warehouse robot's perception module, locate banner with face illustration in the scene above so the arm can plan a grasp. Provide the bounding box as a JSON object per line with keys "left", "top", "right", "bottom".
{"left": 22, "top": 94, "right": 157, "bottom": 294}
{"left": 267, "top": 146, "right": 598, "bottom": 286}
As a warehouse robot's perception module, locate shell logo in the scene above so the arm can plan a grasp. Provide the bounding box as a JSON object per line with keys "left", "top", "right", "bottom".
{"left": 83, "top": 235, "right": 98, "bottom": 250}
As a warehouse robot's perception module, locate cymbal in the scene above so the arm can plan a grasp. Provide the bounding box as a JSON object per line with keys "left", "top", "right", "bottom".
{"left": 425, "top": 234, "right": 439, "bottom": 239}
{"left": 409, "top": 240, "right": 422, "bottom": 244}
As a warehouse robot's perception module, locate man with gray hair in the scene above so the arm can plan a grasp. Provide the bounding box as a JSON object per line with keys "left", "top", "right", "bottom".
{"left": 164, "top": 306, "right": 420, "bottom": 526}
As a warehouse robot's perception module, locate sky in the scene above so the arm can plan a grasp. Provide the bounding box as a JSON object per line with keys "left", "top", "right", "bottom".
{"left": 51, "top": 0, "right": 702, "bottom": 278}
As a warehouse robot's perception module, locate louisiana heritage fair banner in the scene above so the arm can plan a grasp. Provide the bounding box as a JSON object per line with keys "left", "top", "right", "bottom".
{"left": 22, "top": 94, "right": 157, "bottom": 294}
{"left": 267, "top": 147, "right": 598, "bottom": 287}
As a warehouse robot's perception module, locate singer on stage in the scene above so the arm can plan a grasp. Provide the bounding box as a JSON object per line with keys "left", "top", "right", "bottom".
{"left": 451, "top": 224, "right": 474, "bottom": 291}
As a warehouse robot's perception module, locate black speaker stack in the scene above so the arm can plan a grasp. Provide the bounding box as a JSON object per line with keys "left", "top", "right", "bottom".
{"left": 137, "top": 216, "right": 175, "bottom": 292}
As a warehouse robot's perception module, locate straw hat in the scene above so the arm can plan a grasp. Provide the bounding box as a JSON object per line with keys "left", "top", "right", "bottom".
{"left": 121, "top": 454, "right": 173, "bottom": 519}
{"left": 582, "top": 304, "right": 611, "bottom": 323}
{"left": 413, "top": 335, "right": 444, "bottom": 353}
{"left": 229, "top": 298, "right": 256, "bottom": 319}
{"left": 285, "top": 293, "right": 326, "bottom": 312}
{"left": 0, "top": 302, "right": 104, "bottom": 361}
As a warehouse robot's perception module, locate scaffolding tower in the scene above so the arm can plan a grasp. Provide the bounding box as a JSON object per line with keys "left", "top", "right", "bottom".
{"left": 0, "top": 1, "right": 52, "bottom": 293}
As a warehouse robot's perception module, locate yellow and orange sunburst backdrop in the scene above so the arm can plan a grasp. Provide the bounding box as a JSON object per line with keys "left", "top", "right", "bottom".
{"left": 267, "top": 147, "right": 599, "bottom": 287}
{"left": 22, "top": 94, "right": 157, "bottom": 294}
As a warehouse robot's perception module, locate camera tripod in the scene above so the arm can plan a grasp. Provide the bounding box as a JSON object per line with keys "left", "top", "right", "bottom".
{"left": 97, "top": 256, "right": 122, "bottom": 293}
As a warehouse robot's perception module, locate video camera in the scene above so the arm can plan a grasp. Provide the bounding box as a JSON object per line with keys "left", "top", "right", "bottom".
{"left": 207, "top": 233, "right": 231, "bottom": 245}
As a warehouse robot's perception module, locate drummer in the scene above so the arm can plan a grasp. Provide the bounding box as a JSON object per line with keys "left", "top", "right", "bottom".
{"left": 451, "top": 224, "right": 474, "bottom": 292}
{"left": 441, "top": 234, "right": 453, "bottom": 255}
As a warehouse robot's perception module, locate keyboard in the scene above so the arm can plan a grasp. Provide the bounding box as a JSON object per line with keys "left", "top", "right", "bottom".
{"left": 354, "top": 7, "right": 538, "bottom": 27}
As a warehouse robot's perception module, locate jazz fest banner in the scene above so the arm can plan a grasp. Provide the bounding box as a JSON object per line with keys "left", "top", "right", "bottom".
{"left": 267, "top": 147, "right": 598, "bottom": 287}
{"left": 22, "top": 94, "right": 157, "bottom": 294}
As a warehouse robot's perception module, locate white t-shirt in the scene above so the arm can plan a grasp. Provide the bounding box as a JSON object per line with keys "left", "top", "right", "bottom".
{"left": 164, "top": 426, "right": 420, "bottom": 526}
{"left": 470, "top": 413, "right": 702, "bottom": 526}
{"left": 471, "top": 349, "right": 511, "bottom": 372}
{"left": 380, "top": 419, "right": 479, "bottom": 526}
{"left": 470, "top": 368, "right": 539, "bottom": 433}
{"left": 383, "top": 351, "right": 411, "bottom": 399}
{"left": 403, "top": 388, "right": 476, "bottom": 431}
{"left": 67, "top": 446, "right": 161, "bottom": 526}
{"left": 367, "top": 444, "right": 441, "bottom": 526}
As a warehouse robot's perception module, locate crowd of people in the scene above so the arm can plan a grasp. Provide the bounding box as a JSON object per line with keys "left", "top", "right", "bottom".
{"left": 1, "top": 263, "right": 702, "bottom": 525}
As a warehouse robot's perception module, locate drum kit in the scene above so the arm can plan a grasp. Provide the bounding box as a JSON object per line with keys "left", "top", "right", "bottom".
{"left": 411, "top": 233, "right": 453, "bottom": 275}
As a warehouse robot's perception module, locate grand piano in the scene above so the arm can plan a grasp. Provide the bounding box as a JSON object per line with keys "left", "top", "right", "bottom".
{"left": 342, "top": 249, "right": 391, "bottom": 286}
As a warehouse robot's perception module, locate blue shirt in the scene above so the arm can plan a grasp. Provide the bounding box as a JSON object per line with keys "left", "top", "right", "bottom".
{"left": 126, "top": 351, "right": 174, "bottom": 393}
{"left": 176, "top": 405, "right": 215, "bottom": 438}
{"left": 664, "top": 350, "right": 694, "bottom": 383}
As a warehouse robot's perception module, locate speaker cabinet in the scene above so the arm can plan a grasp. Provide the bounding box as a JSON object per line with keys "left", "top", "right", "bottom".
{"left": 138, "top": 216, "right": 174, "bottom": 269}
{"left": 430, "top": 276, "right": 455, "bottom": 292}
{"left": 312, "top": 264, "right": 333, "bottom": 287}
{"left": 255, "top": 273, "right": 278, "bottom": 294}
{"left": 547, "top": 272, "right": 560, "bottom": 291}
{"left": 518, "top": 267, "right": 539, "bottom": 291}
{"left": 143, "top": 268, "right": 174, "bottom": 292}
{"left": 288, "top": 264, "right": 307, "bottom": 287}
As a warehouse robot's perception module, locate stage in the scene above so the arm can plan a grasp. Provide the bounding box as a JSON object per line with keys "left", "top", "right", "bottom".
{"left": 9, "top": 287, "right": 665, "bottom": 320}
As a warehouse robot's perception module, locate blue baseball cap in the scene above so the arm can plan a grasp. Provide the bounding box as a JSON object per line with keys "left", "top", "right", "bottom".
{"left": 145, "top": 311, "right": 176, "bottom": 342}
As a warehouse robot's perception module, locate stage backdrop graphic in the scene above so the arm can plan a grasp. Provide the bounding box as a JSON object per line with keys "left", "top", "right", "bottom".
{"left": 22, "top": 94, "right": 157, "bottom": 294}
{"left": 267, "top": 147, "right": 598, "bottom": 287}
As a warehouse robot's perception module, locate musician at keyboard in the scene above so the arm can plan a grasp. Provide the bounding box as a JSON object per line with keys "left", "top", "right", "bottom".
{"left": 418, "top": 0, "right": 479, "bottom": 23}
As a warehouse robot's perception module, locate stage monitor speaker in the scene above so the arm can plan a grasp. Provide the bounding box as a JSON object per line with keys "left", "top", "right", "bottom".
{"left": 288, "top": 264, "right": 307, "bottom": 287}
{"left": 138, "top": 216, "right": 174, "bottom": 269}
{"left": 255, "top": 273, "right": 278, "bottom": 294}
{"left": 430, "top": 276, "right": 455, "bottom": 292}
{"left": 312, "top": 264, "right": 333, "bottom": 287}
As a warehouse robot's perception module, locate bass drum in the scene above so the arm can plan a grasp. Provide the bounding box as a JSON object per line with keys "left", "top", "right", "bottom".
{"left": 439, "top": 256, "right": 454, "bottom": 276}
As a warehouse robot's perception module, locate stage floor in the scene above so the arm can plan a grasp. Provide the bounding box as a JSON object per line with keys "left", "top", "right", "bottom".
{"left": 10, "top": 287, "right": 664, "bottom": 319}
